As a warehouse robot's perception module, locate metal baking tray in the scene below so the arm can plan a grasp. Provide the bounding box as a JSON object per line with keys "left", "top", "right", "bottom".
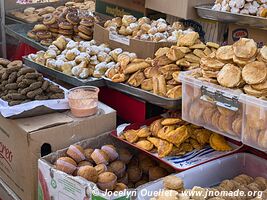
{"left": 105, "top": 78, "right": 181, "bottom": 110}
{"left": 23, "top": 56, "right": 105, "bottom": 87}
{"left": 196, "top": 4, "right": 267, "bottom": 28}
{"left": 5, "top": 16, "right": 26, "bottom": 25}
{"left": 5, "top": 23, "right": 47, "bottom": 51}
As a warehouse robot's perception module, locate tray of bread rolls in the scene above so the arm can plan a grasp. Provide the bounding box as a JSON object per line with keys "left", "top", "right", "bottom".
{"left": 196, "top": 4, "right": 267, "bottom": 28}
{"left": 105, "top": 79, "right": 182, "bottom": 110}
{"left": 23, "top": 56, "right": 105, "bottom": 87}
{"left": 5, "top": 24, "right": 47, "bottom": 51}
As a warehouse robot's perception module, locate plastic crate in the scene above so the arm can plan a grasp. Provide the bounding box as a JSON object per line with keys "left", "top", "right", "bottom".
{"left": 137, "top": 153, "right": 267, "bottom": 200}
{"left": 179, "top": 70, "right": 243, "bottom": 141}
{"left": 240, "top": 94, "right": 267, "bottom": 152}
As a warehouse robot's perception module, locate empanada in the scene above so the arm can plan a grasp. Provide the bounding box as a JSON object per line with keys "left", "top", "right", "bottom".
{"left": 141, "top": 78, "right": 153, "bottom": 91}
{"left": 127, "top": 70, "right": 145, "bottom": 87}
{"left": 124, "top": 61, "right": 150, "bottom": 74}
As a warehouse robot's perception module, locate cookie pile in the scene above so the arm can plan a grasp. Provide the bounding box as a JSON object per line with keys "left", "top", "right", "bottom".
{"left": 55, "top": 144, "right": 173, "bottom": 191}
{"left": 120, "top": 117, "right": 232, "bottom": 158}
{"left": 104, "top": 15, "right": 187, "bottom": 42}
{"left": 212, "top": 0, "right": 267, "bottom": 17}
{"left": 151, "top": 174, "right": 267, "bottom": 200}
{"left": 10, "top": 1, "right": 95, "bottom": 23}
{"left": 0, "top": 58, "right": 64, "bottom": 106}
{"left": 28, "top": 36, "right": 137, "bottom": 79}
{"left": 196, "top": 38, "right": 267, "bottom": 98}
{"left": 105, "top": 32, "right": 219, "bottom": 99}
{"left": 27, "top": 4, "right": 96, "bottom": 46}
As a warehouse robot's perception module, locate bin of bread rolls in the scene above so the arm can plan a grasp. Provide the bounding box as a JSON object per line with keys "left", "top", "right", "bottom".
{"left": 179, "top": 70, "right": 243, "bottom": 141}
{"left": 38, "top": 132, "right": 174, "bottom": 200}
{"left": 240, "top": 94, "right": 267, "bottom": 152}
{"left": 68, "top": 86, "right": 99, "bottom": 117}
{"left": 136, "top": 152, "right": 267, "bottom": 200}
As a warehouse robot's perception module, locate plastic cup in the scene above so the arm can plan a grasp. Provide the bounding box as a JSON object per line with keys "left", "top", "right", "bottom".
{"left": 67, "top": 86, "right": 99, "bottom": 117}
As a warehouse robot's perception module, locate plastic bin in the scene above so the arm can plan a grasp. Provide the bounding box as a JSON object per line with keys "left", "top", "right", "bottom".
{"left": 179, "top": 70, "right": 243, "bottom": 141}
{"left": 240, "top": 94, "right": 267, "bottom": 152}
{"left": 137, "top": 153, "right": 267, "bottom": 200}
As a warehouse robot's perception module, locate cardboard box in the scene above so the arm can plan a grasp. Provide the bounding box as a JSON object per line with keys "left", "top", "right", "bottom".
{"left": 145, "top": 0, "right": 213, "bottom": 20}
{"left": 228, "top": 24, "right": 267, "bottom": 47}
{"left": 0, "top": 103, "right": 116, "bottom": 200}
{"left": 38, "top": 133, "right": 137, "bottom": 200}
{"left": 96, "top": 0, "right": 146, "bottom": 18}
{"left": 94, "top": 23, "right": 174, "bottom": 59}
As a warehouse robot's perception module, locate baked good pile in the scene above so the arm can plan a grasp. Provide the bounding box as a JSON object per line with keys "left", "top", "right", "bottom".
{"left": 120, "top": 117, "right": 232, "bottom": 158}
{"left": 212, "top": 0, "right": 267, "bottom": 17}
{"left": 28, "top": 36, "right": 137, "bottom": 79}
{"left": 104, "top": 15, "right": 188, "bottom": 42}
{"left": 151, "top": 174, "right": 267, "bottom": 200}
{"left": 0, "top": 58, "right": 64, "bottom": 106}
{"left": 55, "top": 144, "right": 173, "bottom": 191}
{"left": 27, "top": 3, "right": 96, "bottom": 46}
{"left": 10, "top": 1, "right": 95, "bottom": 23}
{"left": 106, "top": 32, "right": 220, "bottom": 99}
{"left": 193, "top": 38, "right": 267, "bottom": 99}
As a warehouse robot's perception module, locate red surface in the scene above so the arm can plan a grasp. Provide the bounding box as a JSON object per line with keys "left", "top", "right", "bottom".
{"left": 99, "top": 87, "right": 146, "bottom": 123}
{"left": 8, "top": 43, "right": 37, "bottom": 61}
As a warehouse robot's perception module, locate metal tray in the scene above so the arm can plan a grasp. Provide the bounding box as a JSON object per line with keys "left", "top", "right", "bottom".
{"left": 23, "top": 57, "right": 105, "bottom": 87}
{"left": 105, "top": 78, "right": 181, "bottom": 110}
{"left": 5, "top": 23, "right": 47, "bottom": 51}
{"left": 196, "top": 4, "right": 267, "bottom": 28}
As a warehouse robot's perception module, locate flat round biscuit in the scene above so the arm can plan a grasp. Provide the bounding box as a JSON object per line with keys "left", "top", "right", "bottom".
{"left": 260, "top": 46, "right": 267, "bottom": 61}
{"left": 211, "top": 111, "right": 222, "bottom": 131}
{"left": 233, "top": 54, "right": 256, "bottom": 67}
{"left": 200, "top": 57, "right": 224, "bottom": 70}
{"left": 232, "top": 117, "right": 242, "bottom": 136}
{"left": 258, "top": 130, "right": 267, "bottom": 148}
{"left": 251, "top": 79, "right": 267, "bottom": 91}
{"left": 216, "top": 45, "right": 234, "bottom": 61}
{"left": 202, "top": 107, "right": 217, "bottom": 124}
{"left": 202, "top": 69, "right": 219, "bottom": 78}
{"left": 217, "top": 106, "right": 236, "bottom": 117}
{"left": 218, "top": 114, "right": 234, "bottom": 135}
{"left": 198, "top": 77, "right": 218, "bottom": 84}
{"left": 217, "top": 64, "right": 241, "bottom": 88}
{"left": 233, "top": 38, "right": 257, "bottom": 59}
{"left": 242, "top": 61, "right": 267, "bottom": 84}
{"left": 243, "top": 85, "right": 267, "bottom": 97}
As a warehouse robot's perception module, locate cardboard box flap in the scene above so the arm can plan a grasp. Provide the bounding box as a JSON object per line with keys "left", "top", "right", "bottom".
{"left": 15, "top": 112, "right": 73, "bottom": 133}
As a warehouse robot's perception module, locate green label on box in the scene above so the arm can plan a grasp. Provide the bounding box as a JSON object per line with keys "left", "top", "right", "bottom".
{"left": 92, "top": 194, "right": 130, "bottom": 200}
{"left": 96, "top": 0, "right": 144, "bottom": 18}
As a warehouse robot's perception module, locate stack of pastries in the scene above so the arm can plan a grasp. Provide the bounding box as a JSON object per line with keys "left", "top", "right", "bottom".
{"left": 151, "top": 174, "right": 267, "bottom": 200}
{"left": 105, "top": 32, "right": 220, "bottom": 99}
{"left": 28, "top": 36, "right": 137, "bottom": 79}
{"left": 104, "top": 15, "right": 188, "bottom": 42}
{"left": 212, "top": 0, "right": 267, "bottom": 18}
{"left": 120, "top": 116, "right": 233, "bottom": 158}
{"left": 55, "top": 143, "right": 173, "bottom": 191}
{"left": 10, "top": 1, "right": 95, "bottom": 23}
{"left": 27, "top": 3, "right": 96, "bottom": 46}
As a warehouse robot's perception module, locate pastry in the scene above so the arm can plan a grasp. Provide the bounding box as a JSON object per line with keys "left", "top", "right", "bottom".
{"left": 95, "top": 164, "right": 108, "bottom": 175}
{"left": 66, "top": 145, "right": 85, "bottom": 163}
{"left": 77, "top": 161, "right": 93, "bottom": 167}
{"left": 242, "top": 61, "right": 267, "bottom": 84}
{"left": 43, "top": 14, "right": 56, "bottom": 25}
{"left": 149, "top": 166, "right": 168, "bottom": 181}
{"left": 209, "top": 133, "right": 232, "bottom": 151}
{"left": 108, "top": 160, "right": 126, "bottom": 178}
{"left": 91, "top": 149, "right": 109, "bottom": 165}
{"left": 233, "top": 38, "right": 257, "bottom": 59}
{"left": 136, "top": 127, "right": 151, "bottom": 137}
{"left": 56, "top": 157, "right": 77, "bottom": 174}
{"left": 127, "top": 70, "right": 145, "bottom": 87}
{"left": 128, "top": 166, "right": 142, "bottom": 183}
{"left": 114, "top": 183, "right": 128, "bottom": 191}
{"left": 77, "top": 166, "right": 98, "bottom": 183}
{"left": 141, "top": 79, "right": 153, "bottom": 91}
{"left": 118, "top": 148, "right": 133, "bottom": 164}
{"left": 84, "top": 148, "right": 94, "bottom": 163}
{"left": 123, "top": 129, "right": 139, "bottom": 143}
{"left": 135, "top": 140, "right": 154, "bottom": 151}
{"left": 139, "top": 157, "right": 157, "bottom": 174}
{"left": 217, "top": 64, "right": 242, "bottom": 88}
{"left": 163, "top": 176, "right": 184, "bottom": 192}
{"left": 97, "top": 172, "right": 117, "bottom": 191}
{"left": 216, "top": 45, "right": 234, "bottom": 61}
{"left": 101, "top": 145, "right": 118, "bottom": 162}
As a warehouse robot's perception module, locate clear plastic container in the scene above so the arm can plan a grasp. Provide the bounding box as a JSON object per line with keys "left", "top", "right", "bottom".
{"left": 179, "top": 71, "right": 243, "bottom": 141}
{"left": 240, "top": 94, "right": 267, "bottom": 152}
{"left": 67, "top": 86, "right": 99, "bottom": 117}
{"left": 137, "top": 153, "right": 267, "bottom": 200}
